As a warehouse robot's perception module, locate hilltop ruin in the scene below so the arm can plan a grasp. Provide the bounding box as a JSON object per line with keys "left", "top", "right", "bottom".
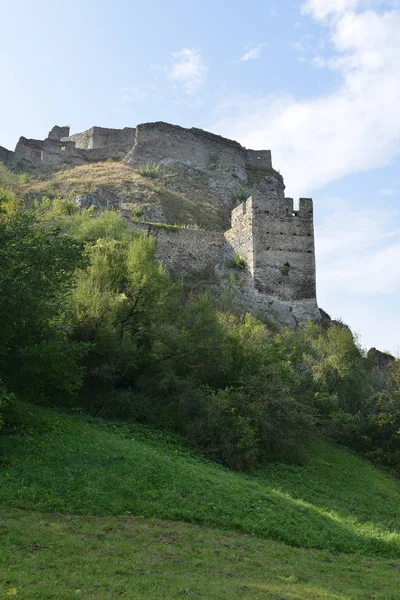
{"left": 0, "top": 122, "right": 321, "bottom": 326}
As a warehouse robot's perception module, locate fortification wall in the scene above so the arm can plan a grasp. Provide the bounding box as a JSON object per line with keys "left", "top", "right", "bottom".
{"left": 225, "top": 195, "right": 317, "bottom": 305}
{"left": 225, "top": 198, "right": 254, "bottom": 275}
{"left": 128, "top": 122, "right": 272, "bottom": 170}
{"left": 65, "top": 128, "right": 94, "bottom": 149}
{"left": 66, "top": 126, "right": 136, "bottom": 150}
{"left": 14, "top": 137, "right": 44, "bottom": 166}
{"left": 13, "top": 137, "right": 86, "bottom": 168}
{"left": 129, "top": 221, "right": 226, "bottom": 277}
{"left": 251, "top": 196, "right": 316, "bottom": 301}
{"left": 81, "top": 144, "right": 132, "bottom": 162}
{"left": 48, "top": 126, "right": 70, "bottom": 141}
{"left": 0, "top": 145, "right": 14, "bottom": 166}
{"left": 12, "top": 134, "right": 130, "bottom": 168}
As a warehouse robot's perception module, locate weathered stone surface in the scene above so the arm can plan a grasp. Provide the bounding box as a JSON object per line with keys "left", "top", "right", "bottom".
{"left": 65, "top": 126, "right": 136, "bottom": 151}
{"left": 48, "top": 125, "right": 70, "bottom": 141}
{"left": 0, "top": 145, "right": 14, "bottom": 166}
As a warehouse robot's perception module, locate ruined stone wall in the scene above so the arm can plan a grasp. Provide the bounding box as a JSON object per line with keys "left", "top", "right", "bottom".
{"left": 129, "top": 221, "right": 226, "bottom": 277}
{"left": 128, "top": 122, "right": 272, "bottom": 170}
{"left": 91, "top": 127, "right": 136, "bottom": 150}
{"left": 224, "top": 198, "right": 254, "bottom": 275}
{"left": 0, "top": 145, "right": 14, "bottom": 166}
{"left": 128, "top": 193, "right": 320, "bottom": 327}
{"left": 48, "top": 126, "right": 70, "bottom": 141}
{"left": 224, "top": 195, "right": 319, "bottom": 325}
{"left": 251, "top": 196, "right": 316, "bottom": 302}
{"left": 12, "top": 135, "right": 130, "bottom": 168}
{"left": 13, "top": 137, "right": 86, "bottom": 168}
{"left": 80, "top": 144, "right": 132, "bottom": 162}
{"left": 66, "top": 126, "right": 136, "bottom": 150}
{"left": 14, "top": 137, "right": 44, "bottom": 167}
{"left": 65, "top": 128, "right": 94, "bottom": 149}
{"left": 245, "top": 150, "right": 273, "bottom": 168}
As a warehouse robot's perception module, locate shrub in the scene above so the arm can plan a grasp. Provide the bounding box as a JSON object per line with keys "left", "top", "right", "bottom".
{"left": 0, "top": 381, "right": 15, "bottom": 431}
{"left": 235, "top": 189, "right": 248, "bottom": 202}
{"left": 231, "top": 252, "right": 246, "bottom": 270}
{"left": 187, "top": 379, "right": 312, "bottom": 471}
{"left": 138, "top": 163, "right": 162, "bottom": 179}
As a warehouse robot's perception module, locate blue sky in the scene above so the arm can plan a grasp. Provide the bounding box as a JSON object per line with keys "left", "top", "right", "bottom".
{"left": 1, "top": 0, "right": 399, "bottom": 353}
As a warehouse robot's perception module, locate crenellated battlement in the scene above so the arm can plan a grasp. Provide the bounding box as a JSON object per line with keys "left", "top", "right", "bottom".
{"left": 227, "top": 194, "right": 317, "bottom": 305}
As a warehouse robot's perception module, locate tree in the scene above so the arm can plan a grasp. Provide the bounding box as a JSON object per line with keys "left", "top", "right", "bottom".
{"left": 0, "top": 196, "right": 88, "bottom": 401}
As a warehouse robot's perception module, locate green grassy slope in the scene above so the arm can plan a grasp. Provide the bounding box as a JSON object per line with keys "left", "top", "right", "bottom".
{"left": 1, "top": 509, "right": 400, "bottom": 600}
{"left": 1, "top": 403, "right": 399, "bottom": 558}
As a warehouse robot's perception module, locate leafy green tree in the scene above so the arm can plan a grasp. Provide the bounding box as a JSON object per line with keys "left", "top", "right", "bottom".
{"left": 0, "top": 196, "right": 88, "bottom": 401}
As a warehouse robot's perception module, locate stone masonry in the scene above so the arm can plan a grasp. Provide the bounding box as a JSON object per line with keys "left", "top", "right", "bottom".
{"left": 0, "top": 122, "right": 321, "bottom": 326}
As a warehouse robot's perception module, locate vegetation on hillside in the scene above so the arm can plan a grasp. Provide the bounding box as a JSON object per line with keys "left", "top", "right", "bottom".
{"left": 1, "top": 161, "right": 400, "bottom": 598}
{"left": 1, "top": 401, "right": 400, "bottom": 598}
{"left": 1, "top": 402, "right": 400, "bottom": 556}
{"left": 1, "top": 171, "right": 400, "bottom": 472}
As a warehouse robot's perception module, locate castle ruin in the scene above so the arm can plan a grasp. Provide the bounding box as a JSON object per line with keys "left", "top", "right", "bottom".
{"left": 0, "top": 122, "right": 321, "bottom": 327}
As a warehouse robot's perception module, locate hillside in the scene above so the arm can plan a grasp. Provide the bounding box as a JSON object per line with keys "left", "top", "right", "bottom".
{"left": 12, "top": 161, "right": 230, "bottom": 231}
{"left": 1, "top": 402, "right": 400, "bottom": 599}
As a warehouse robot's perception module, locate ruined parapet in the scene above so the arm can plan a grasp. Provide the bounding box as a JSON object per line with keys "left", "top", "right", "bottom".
{"left": 129, "top": 221, "right": 226, "bottom": 277}
{"left": 48, "top": 125, "right": 70, "bottom": 141}
{"left": 65, "top": 126, "right": 136, "bottom": 150}
{"left": 12, "top": 127, "right": 135, "bottom": 169}
{"left": 127, "top": 122, "right": 273, "bottom": 171}
{"left": 13, "top": 136, "right": 85, "bottom": 168}
{"left": 0, "top": 145, "right": 14, "bottom": 167}
{"left": 14, "top": 137, "right": 44, "bottom": 167}
{"left": 245, "top": 150, "right": 272, "bottom": 168}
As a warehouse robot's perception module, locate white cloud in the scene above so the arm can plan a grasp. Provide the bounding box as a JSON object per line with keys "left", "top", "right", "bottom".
{"left": 209, "top": 3, "right": 400, "bottom": 196}
{"left": 167, "top": 48, "right": 207, "bottom": 95}
{"left": 315, "top": 206, "right": 400, "bottom": 350}
{"left": 378, "top": 188, "right": 396, "bottom": 196}
{"left": 241, "top": 42, "right": 268, "bottom": 61}
{"left": 316, "top": 207, "right": 400, "bottom": 294}
{"left": 302, "top": 0, "right": 362, "bottom": 20}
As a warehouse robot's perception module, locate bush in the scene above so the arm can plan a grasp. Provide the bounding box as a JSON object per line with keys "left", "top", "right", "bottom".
{"left": 138, "top": 163, "right": 162, "bottom": 178}
{"left": 231, "top": 252, "right": 246, "bottom": 270}
{"left": 187, "top": 378, "right": 312, "bottom": 471}
{"left": 0, "top": 381, "right": 15, "bottom": 431}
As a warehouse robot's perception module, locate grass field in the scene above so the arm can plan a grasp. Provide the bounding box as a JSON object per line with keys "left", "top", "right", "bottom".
{"left": 1, "top": 402, "right": 400, "bottom": 599}
{"left": 2, "top": 509, "right": 400, "bottom": 600}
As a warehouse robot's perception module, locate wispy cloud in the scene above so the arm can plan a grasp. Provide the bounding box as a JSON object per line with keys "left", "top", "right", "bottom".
{"left": 302, "top": 0, "right": 362, "bottom": 20}
{"left": 240, "top": 42, "right": 268, "bottom": 61}
{"left": 167, "top": 48, "right": 207, "bottom": 95}
{"left": 316, "top": 206, "right": 400, "bottom": 300}
{"left": 314, "top": 205, "right": 400, "bottom": 350}
{"left": 378, "top": 188, "right": 396, "bottom": 196}
{"left": 209, "top": 2, "right": 400, "bottom": 196}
